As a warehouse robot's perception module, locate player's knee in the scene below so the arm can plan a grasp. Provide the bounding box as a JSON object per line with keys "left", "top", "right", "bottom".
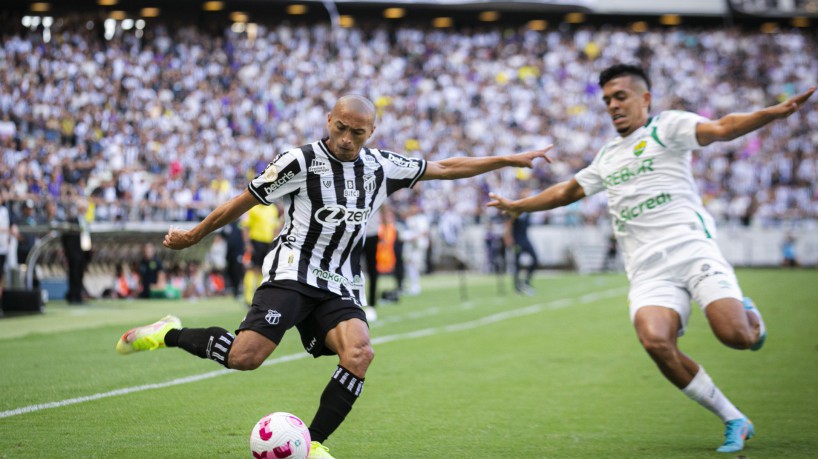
{"left": 639, "top": 334, "right": 675, "bottom": 360}
{"left": 227, "top": 347, "right": 267, "bottom": 371}
{"left": 340, "top": 342, "right": 374, "bottom": 375}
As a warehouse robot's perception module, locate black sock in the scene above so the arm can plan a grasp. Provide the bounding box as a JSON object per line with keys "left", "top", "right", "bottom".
{"left": 166, "top": 327, "right": 234, "bottom": 368}
{"left": 308, "top": 365, "right": 365, "bottom": 443}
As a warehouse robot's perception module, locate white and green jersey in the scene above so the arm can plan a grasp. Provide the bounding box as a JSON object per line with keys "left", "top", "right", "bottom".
{"left": 575, "top": 110, "right": 715, "bottom": 277}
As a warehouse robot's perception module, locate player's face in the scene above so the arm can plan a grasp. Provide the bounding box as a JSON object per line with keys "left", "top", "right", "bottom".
{"left": 326, "top": 106, "right": 375, "bottom": 161}
{"left": 602, "top": 75, "right": 650, "bottom": 137}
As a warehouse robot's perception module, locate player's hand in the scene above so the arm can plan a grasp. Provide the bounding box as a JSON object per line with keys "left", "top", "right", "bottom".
{"left": 487, "top": 193, "right": 521, "bottom": 219}
{"left": 509, "top": 145, "right": 553, "bottom": 168}
{"left": 163, "top": 226, "right": 197, "bottom": 250}
{"left": 771, "top": 87, "right": 816, "bottom": 118}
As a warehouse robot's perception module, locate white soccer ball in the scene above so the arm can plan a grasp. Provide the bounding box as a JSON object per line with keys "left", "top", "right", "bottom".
{"left": 250, "top": 412, "right": 311, "bottom": 459}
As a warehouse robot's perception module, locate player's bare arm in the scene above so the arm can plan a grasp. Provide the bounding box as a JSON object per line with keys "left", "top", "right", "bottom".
{"left": 164, "top": 190, "right": 258, "bottom": 250}
{"left": 488, "top": 178, "right": 585, "bottom": 219}
{"left": 420, "top": 145, "right": 552, "bottom": 181}
{"left": 696, "top": 86, "right": 816, "bottom": 146}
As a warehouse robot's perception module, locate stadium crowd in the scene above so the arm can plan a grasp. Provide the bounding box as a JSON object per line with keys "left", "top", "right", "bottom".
{"left": 1, "top": 15, "right": 816, "bottom": 233}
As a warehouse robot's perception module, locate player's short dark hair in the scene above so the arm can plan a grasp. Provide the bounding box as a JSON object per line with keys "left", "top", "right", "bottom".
{"left": 599, "top": 64, "right": 651, "bottom": 91}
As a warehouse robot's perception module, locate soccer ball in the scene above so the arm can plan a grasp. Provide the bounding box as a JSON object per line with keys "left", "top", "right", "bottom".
{"left": 250, "top": 412, "right": 311, "bottom": 459}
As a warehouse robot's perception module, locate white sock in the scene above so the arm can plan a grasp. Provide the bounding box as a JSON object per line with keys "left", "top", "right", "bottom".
{"left": 682, "top": 366, "right": 744, "bottom": 423}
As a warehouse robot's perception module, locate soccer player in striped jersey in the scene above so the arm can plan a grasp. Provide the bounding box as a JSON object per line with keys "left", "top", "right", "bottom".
{"left": 116, "top": 94, "right": 551, "bottom": 458}
{"left": 489, "top": 64, "right": 815, "bottom": 454}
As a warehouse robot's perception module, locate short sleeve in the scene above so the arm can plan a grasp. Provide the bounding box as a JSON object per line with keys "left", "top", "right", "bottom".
{"left": 248, "top": 150, "right": 304, "bottom": 205}
{"left": 574, "top": 148, "right": 606, "bottom": 196}
{"left": 377, "top": 150, "right": 427, "bottom": 196}
{"left": 657, "top": 110, "right": 710, "bottom": 152}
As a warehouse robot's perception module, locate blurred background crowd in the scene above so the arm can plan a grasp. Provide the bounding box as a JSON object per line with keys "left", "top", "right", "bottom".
{"left": 0, "top": 9, "right": 816, "bottom": 303}
{"left": 2, "top": 15, "right": 816, "bottom": 230}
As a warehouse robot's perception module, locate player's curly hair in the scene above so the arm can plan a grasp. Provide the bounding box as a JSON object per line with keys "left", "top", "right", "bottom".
{"left": 599, "top": 64, "right": 651, "bottom": 91}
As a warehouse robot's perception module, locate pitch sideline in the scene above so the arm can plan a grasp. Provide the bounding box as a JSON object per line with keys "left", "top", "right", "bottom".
{"left": 0, "top": 286, "right": 627, "bottom": 419}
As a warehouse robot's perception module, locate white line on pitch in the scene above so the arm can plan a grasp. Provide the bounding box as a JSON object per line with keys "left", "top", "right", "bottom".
{"left": 0, "top": 287, "right": 626, "bottom": 419}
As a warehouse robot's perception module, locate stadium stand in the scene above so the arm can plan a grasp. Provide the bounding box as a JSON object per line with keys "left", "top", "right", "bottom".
{"left": 0, "top": 1, "right": 816, "bottom": 304}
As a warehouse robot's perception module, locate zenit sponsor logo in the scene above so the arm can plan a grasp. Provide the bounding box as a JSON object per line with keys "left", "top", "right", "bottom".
{"left": 263, "top": 170, "right": 295, "bottom": 195}
{"left": 314, "top": 204, "right": 370, "bottom": 226}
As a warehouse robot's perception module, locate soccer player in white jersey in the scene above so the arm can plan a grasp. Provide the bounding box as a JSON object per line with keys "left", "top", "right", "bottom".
{"left": 115, "top": 95, "right": 551, "bottom": 459}
{"left": 488, "top": 64, "right": 815, "bottom": 454}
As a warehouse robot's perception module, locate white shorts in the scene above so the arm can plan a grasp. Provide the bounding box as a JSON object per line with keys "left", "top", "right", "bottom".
{"left": 628, "top": 240, "right": 743, "bottom": 336}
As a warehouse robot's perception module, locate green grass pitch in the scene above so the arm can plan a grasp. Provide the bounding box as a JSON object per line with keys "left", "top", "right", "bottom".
{"left": 1, "top": 269, "right": 816, "bottom": 458}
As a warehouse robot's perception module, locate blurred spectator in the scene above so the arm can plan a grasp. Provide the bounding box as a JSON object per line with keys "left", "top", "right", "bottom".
{"left": 14, "top": 199, "right": 44, "bottom": 287}
{"left": 402, "top": 203, "right": 430, "bottom": 296}
{"left": 241, "top": 203, "right": 280, "bottom": 305}
{"left": 781, "top": 234, "right": 798, "bottom": 267}
{"left": 60, "top": 201, "right": 90, "bottom": 304}
{"left": 137, "top": 242, "right": 164, "bottom": 299}
{"left": 0, "top": 198, "right": 10, "bottom": 303}
{"left": 506, "top": 189, "right": 538, "bottom": 296}
{"left": 221, "top": 220, "right": 246, "bottom": 300}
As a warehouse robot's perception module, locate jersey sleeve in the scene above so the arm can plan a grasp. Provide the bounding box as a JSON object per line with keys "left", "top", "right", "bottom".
{"left": 657, "top": 110, "right": 709, "bottom": 152}
{"left": 248, "top": 150, "right": 304, "bottom": 205}
{"left": 378, "top": 150, "right": 427, "bottom": 196}
{"left": 574, "top": 147, "right": 606, "bottom": 196}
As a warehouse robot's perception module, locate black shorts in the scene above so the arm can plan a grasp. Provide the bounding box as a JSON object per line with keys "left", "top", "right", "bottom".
{"left": 251, "top": 240, "right": 273, "bottom": 268}
{"left": 237, "top": 280, "right": 368, "bottom": 357}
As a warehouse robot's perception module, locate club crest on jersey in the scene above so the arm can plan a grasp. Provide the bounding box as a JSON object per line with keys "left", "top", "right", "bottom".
{"left": 364, "top": 174, "right": 376, "bottom": 194}
{"left": 344, "top": 179, "right": 359, "bottom": 198}
{"left": 322, "top": 179, "right": 333, "bottom": 189}
{"left": 265, "top": 310, "right": 282, "bottom": 325}
{"left": 309, "top": 159, "right": 331, "bottom": 175}
{"left": 633, "top": 140, "right": 647, "bottom": 157}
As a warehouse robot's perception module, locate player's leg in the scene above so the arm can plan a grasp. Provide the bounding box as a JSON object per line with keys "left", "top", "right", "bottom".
{"left": 633, "top": 306, "right": 698, "bottom": 387}
{"left": 300, "top": 295, "right": 372, "bottom": 458}
{"left": 687, "top": 252, "right": 766, "bottom": 351}
{"left": 704, "top": 298, "right": 764, "bottom": 350}
{"left": 117, "top": 284, "right": 300, "bottom": 369}
{"left": 631, "top": 276, "right": 751, "bottom": 452}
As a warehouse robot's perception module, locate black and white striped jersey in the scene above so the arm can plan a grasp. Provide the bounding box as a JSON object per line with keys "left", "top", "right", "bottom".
{"left": 248, "top": 138, "right": 426, "bottom": 305}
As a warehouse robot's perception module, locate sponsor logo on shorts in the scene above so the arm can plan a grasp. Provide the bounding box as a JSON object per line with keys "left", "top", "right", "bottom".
{"left": 265, "top": 309, "right": 282, "bottom": 325}
{"left": 306, "top": 337, "right": 317, "bottom": 352}
{"left": 341, "top": 295, "right": 362, "bottom": 308}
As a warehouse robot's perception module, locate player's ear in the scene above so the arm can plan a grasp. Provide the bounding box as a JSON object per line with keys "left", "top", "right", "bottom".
{"left": 642, "top": 91, "right": 651, "bottom": 109}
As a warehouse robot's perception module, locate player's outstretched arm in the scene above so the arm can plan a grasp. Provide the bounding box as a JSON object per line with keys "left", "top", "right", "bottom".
{"left": 164, "top": 189, "right": 258, "bottom": 250}
{"left": 696, "top": 86, "right": 816, "bottom": 146}
{"left": 488, "top": 178, "right": 585, "bottom": 219}
{"left": 420, "top": 145, "right": 552, "bottom": 181}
